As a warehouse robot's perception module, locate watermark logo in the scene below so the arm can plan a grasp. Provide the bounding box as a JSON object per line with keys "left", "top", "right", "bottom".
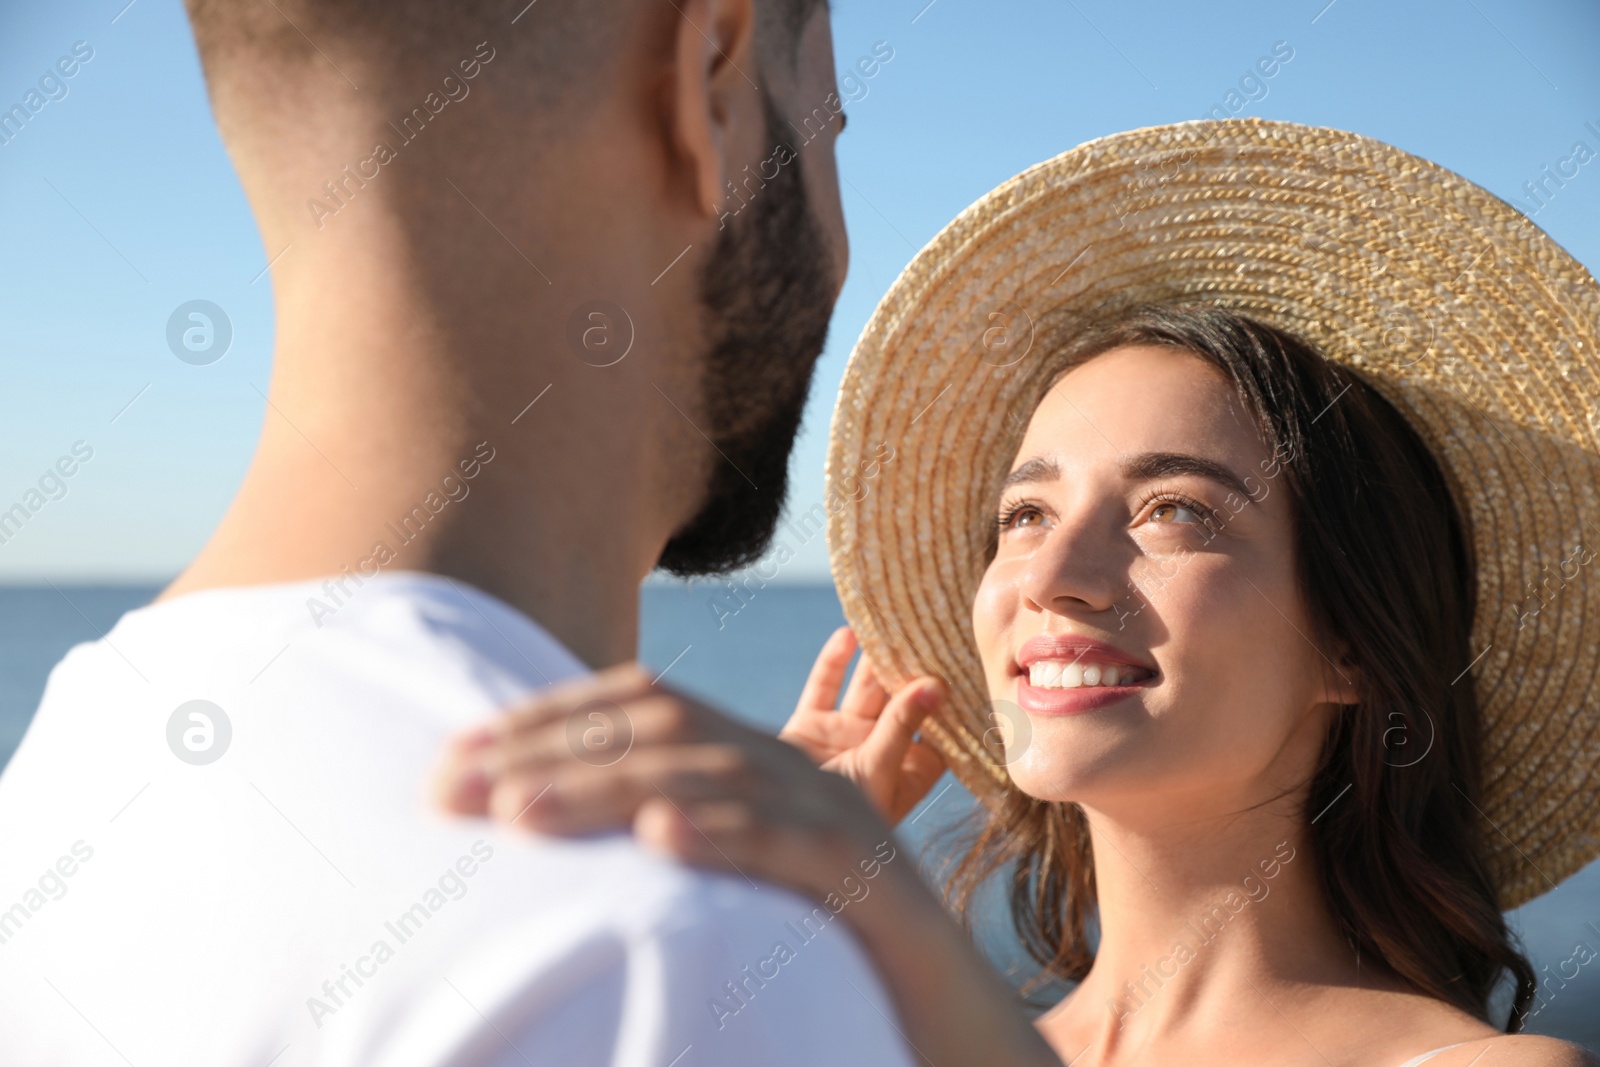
{"left": 977, "top": 300, "right": 1035, "bottom": 368}
{"left": 566, "top": 699, "right": 633, "bottom": 767}
{"left": 166, "top": 300, "right": 232, "bottom": 365}
{"left": 707, "top": 840, "right": 897, "bottom": 1032}
{"left": 306, "top": 840, "right": 495, "bottom": 1029}
{"left": 0, "top": 839, "right": 94, "bottom": 947}
{"left": 0, "top": 440, "right": 93, "bottom": 548}
{"left": 565, "top": 300, "right": 634, "bottom": 367}
{"left": 982, "top": 698, "right": 1032, "bottom": 766}
{"left": 708, "top": 442, "right": 896, "bottom": 630}
{"left": 1, "top": 40, "right": 95, "bottom": 148}
{"left": 166, "top": 700, "right": 231, "bottom": 765}
{"left": 1381, "top": 707, "right": 1436, "bottom": 768}
{"left": 304, "top": 442, "right": 498, "bottom": 628}
{"left": 1515, "top": 119, "right": 1600, "bottom": 219}
{"left": 307, "top": 42, "right": 497, "bottom": 230}
{"left": 1379, "top": 298, "right": 1438, "bottom": 370}
{"left": 1512, "top": 539, "right": 1595, "bottom": 630}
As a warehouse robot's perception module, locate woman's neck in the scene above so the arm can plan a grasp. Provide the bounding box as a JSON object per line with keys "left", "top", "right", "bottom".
{"left": 1048, "top": 799, "right": 1393, "bottom": 1059}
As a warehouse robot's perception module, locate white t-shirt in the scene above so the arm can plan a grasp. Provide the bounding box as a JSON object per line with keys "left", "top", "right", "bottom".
{"left": 0, "top": 572, "right": 915, "bottom": 1067}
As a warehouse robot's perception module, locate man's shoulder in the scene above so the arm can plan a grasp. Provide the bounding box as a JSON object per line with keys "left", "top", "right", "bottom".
{"left": 19, "top": 571, "right": 584, "bottom": 760}
{"left": 96, "top": 570, "right": 586, "bottom": 698}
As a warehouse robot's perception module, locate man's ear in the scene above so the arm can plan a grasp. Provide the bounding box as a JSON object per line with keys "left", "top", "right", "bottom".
{"left": 667, "top": 0, "right": 759, "bottom": 220}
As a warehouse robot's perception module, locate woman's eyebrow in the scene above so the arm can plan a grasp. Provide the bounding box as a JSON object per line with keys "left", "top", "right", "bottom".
{"left": 1123, "top": 450, "right": 1251, "bottom": 498}
{"left": 1000, "top": 455, "right": 1061, "bottom": 490}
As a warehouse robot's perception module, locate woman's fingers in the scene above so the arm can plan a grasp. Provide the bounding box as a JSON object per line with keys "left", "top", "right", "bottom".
{"left": 857, "top": 677, "right": 944, "bottom": 791}
{"left": 435, "top": 688, "right": 744, "bottom": 809}
{"left": 795, "top": 626, "right": 857, "bottom": 712}
{"left": 896, "top": 743, "right": 949, "bottom": 822}
{"left": 445, "top": 661, "right": 657, "bottom": 754}
{"left": 434, "top": 760, "right": 493, "bottom": 814}
{"left": 633, "top": 797, "right": 842, "bottom": 900}
{"left": 487, "top": 744, "right": 758, "bottom": 835}
{"left": 633, "top": 795, "right": 705, "bottom": 861}
{"left": 902, "top": 739, "right": 948, "bottom": 792}
{"left": 634, "top": 797, "right": 757, "bottom": 868}
{"left": 839, "top": 653, "right": 889, "bottom": 720}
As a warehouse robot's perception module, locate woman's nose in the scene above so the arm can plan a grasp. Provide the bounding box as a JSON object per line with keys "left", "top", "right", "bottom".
{"left": 1018, "top": 514, "right": 1127, "bottom": 618}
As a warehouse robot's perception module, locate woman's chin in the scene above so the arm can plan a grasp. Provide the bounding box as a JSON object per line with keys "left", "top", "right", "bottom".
{"left": 1002, "top": 737, "right": 1131, "bottom": 803}
{"left": 985, "top": 678, "right": 1157, "bottom": 799}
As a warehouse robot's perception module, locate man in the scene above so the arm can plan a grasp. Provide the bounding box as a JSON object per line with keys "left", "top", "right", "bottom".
{"left": 0, "top": 1, "right": 917, "bottom": 1063}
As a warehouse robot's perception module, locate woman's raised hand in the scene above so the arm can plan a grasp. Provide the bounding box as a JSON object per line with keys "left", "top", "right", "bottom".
{"left": 780, "top": 626, "right": 948, "bottom": 824}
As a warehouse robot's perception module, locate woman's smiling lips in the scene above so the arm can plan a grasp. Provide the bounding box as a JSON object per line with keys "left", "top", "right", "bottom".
{"left": 1012, "top": 634, "right": 1158, "bottom": 715}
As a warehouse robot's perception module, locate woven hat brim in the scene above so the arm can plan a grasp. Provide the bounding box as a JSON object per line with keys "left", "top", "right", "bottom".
{"left": 825, "top": 118, "right": 1600, "bottom": 910}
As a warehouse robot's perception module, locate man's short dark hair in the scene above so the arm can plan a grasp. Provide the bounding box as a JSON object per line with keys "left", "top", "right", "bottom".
{"left": 185, "top": 0, "right": 829, "bottom": 124}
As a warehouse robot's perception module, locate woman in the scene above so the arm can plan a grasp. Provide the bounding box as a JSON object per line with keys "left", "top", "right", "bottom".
{"left": 435, "top": 120, "right": 1600, "bottom": 1065}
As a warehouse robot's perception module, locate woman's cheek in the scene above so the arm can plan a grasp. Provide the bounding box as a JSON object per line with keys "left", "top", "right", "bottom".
{"left": 1131, "top": 543, "right": 1235, "bottom": 610}
{"left": 1134, "top": 553, "right": 1262, "bottom": 701}
{"left": 972, "top": 561, "right": 1019, "bottom": 693}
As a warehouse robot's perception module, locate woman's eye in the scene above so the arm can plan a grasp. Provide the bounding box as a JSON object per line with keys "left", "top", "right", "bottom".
{"left": 1150, "top": 501, "right": 1204, "bottom": 525}
{"left": 1000, "top": 505, "right": 1044, "bottom": 529}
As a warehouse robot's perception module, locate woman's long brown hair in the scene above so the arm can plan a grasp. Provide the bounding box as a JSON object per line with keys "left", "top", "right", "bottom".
{"left": 941, "top": 304, "right": 1537, "bottom": 1027}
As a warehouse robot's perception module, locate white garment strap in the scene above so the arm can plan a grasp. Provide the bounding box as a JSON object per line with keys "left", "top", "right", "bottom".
{"left": 1394, "top": 1042, "right": 1469, "bottom": 1067}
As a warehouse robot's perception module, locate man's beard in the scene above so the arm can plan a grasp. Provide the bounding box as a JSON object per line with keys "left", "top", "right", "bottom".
{"left": 656, "top": 94, "right": 836, "bottom": 577}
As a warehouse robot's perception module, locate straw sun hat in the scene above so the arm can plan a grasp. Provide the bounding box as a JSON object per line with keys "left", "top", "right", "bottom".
{"left": 824, "top": 118, "right": 1600, "bottom": 909}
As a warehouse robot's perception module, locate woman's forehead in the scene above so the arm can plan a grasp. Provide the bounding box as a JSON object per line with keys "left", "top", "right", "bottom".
{"left": 1016, "top": 345, "right": 1270, "bottom": 474}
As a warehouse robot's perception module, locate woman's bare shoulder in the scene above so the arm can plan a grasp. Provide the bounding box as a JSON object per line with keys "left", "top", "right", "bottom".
{"left": 1285, "top": 983, "right": 1594, "bottom": 1067}
{"left": 1440, "top": 1035, "right": 1600, "bottom": 1066}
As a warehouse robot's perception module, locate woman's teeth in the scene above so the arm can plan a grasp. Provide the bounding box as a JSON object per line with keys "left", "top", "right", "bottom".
{"left": 1025, "top": 660, "right": 1151, "bottom": 688}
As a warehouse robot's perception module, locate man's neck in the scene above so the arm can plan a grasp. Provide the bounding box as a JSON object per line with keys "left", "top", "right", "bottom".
{"left": 162, "top": 212, "right": 704, "bottom": 669}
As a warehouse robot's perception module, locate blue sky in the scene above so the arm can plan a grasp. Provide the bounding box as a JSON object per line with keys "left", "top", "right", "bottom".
{"left": 1, "top": 0, "right": 1597, "bottom": 582}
